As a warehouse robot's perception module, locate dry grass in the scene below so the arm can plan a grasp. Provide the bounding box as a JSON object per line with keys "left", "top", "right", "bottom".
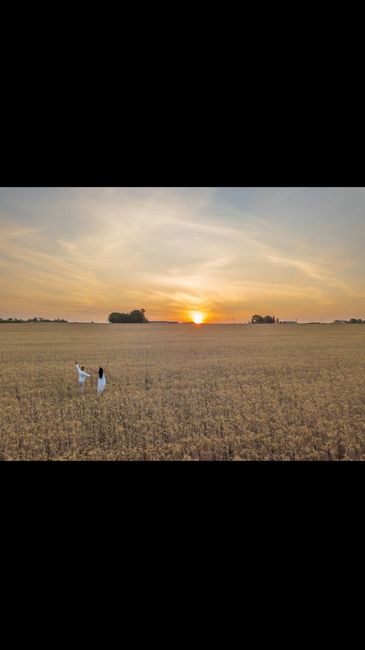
{"left": 1, "top": 323, "right": 364, "bottom": 460}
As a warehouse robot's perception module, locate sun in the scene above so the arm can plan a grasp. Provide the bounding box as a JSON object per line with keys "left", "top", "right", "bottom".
{"left": 192, "top": 311, "right": 204, "bottom": 324}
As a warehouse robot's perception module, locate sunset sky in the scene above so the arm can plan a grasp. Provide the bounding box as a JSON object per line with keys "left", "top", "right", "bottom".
{"left": 0, "top": 187, "right": 364, "bottom": 322}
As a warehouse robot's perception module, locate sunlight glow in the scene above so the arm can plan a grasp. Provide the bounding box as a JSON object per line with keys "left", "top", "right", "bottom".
{"left": 192, "top": 311, "right": 204, "bottom": 324}
{"left": 1, "top": 188, "right": 364, "bottom": 323}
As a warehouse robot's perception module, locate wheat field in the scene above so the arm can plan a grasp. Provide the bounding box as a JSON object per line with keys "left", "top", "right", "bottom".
{"left": 0, "top": 322, "right": 364, "bottom": 460}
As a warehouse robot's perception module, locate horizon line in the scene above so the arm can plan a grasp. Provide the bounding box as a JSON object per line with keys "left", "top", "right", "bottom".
{"left": 1, "top": 318, "right": 364, "bottom": 325}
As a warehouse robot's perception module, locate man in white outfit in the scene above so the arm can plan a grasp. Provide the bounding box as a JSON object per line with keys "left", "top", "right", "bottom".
{"left": 75, "top": 362, "right": 91, "bottom": 391}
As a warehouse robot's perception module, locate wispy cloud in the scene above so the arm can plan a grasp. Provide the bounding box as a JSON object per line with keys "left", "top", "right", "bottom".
{"left": 0, "top": 187, "right": 364, "bottom": 321}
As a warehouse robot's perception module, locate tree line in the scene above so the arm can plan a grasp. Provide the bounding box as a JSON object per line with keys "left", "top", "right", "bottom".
{"left": 108, "top": 309, "right": 149, "bottom": 323}
{"left": 251, "top": 315, "right": 278, "bottom": 323}
{"left": 251, "top": 315, "right": 365, "bottom": 324}
{"left": 334, "top": 318, "right": 365, "bottom": 324}
{"left": 0, "top": 317, "right": 68, "bottom": 323}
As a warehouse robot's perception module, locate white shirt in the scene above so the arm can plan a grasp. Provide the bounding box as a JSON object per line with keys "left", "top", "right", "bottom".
{"left": 76, "top": 363, "right": 91, "bottom": 383}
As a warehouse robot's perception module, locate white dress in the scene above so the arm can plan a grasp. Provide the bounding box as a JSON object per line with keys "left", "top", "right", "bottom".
{"left": 97, "top": 373, "right": 106, "bottom": 393}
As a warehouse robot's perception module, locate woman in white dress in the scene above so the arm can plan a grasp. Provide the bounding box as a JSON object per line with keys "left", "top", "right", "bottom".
{"left": 97, "top": 367, "right": 106, "bottom": 394}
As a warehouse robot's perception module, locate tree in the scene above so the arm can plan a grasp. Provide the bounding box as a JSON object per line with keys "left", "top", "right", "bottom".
{"left": 108, "top": 309, "right": 149, "bottom": 323}
{"left": 251, "top": 314, "right": 276, "bottom": 324}
{"left": 130, "top": 309, "right": 148, "bottom": 323}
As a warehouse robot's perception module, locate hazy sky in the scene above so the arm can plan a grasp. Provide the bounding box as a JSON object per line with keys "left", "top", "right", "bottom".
{"left": 0, "top": 187, "right": 364, "bottom": 322}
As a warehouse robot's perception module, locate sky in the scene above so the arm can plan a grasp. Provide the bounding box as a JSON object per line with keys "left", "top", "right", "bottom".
{"left": 0, "top": 187, "right": 364, "bottom": 322}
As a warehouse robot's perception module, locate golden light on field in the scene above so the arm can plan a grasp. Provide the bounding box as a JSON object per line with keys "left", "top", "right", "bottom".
{"left": 192, "top": 311, "right": 204, "bottom": 324}
{"left": 1, "top": 322, "right": 365, "bottom": 460}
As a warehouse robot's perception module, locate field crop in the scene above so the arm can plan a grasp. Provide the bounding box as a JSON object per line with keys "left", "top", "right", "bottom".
{"left": 0, "top": 323, "right": 364, "bottom": 460}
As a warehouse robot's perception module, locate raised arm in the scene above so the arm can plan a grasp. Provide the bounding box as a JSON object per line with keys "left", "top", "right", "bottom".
{"left": 75, "top": 363, "right": 90, "bottom": 378}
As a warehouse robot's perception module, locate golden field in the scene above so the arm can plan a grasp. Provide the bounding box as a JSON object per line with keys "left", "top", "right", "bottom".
{"left": 0, "top": 322, "right": 364, "bottom": 460}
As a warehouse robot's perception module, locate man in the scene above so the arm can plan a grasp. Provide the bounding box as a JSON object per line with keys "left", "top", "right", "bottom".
{"left": 75, "top": 362, "right": 91, "bottom": 390}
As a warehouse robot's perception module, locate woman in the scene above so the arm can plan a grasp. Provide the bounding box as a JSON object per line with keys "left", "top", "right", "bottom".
{"left": 97, "top": 367, "right": 106, "bottom": 394}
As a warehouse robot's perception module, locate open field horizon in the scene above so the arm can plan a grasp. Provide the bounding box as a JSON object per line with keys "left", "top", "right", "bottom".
{"left": 1, "top": 323, "right": 364, "bottom": 460}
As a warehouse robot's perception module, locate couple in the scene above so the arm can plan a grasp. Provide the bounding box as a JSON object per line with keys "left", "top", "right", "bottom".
{"left": 75, "top": 362, "right": 106, "bottom": 394}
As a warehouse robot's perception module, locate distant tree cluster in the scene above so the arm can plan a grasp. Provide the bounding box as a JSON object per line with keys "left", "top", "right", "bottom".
{"left": 334, "top": 318, "right": 364, "bottom": 324}
{"left": 0, "top": 317, "right": 68, "bottom": 323}
{"left": 108, "top": 309, "right": 149, "bottom": 323}
{"left": 251, "top": 315, "right": 278, "bottom": 324}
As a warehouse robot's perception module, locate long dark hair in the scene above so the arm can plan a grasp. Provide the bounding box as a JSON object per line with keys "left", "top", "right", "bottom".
{"left": 98, "top": 367, "right": 104, "bottom": 379}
